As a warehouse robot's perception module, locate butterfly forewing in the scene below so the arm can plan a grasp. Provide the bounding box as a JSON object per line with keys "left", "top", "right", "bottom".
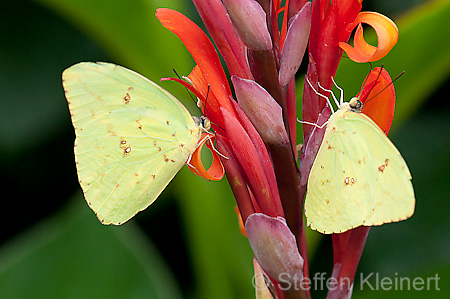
{"left": 63, "top": 62, "right": 201, "bottom": 224}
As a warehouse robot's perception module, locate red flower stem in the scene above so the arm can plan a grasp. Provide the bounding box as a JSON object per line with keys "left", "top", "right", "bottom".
{"left": 282, "top": 286, "right": 309, "bottom": 299}
{"left": 269, "top": 0, "right": 282, "bottom": 65}
{"left": 267, "top": 142, "right": 304, "bottom": 226}
{"left": 327, "top": 227, "right": 370, "bottom": 299}
{"left": 286, "top": 77, "right": 298, "bottom": 153}
{"left": 247, "top": 49, "right": 284, "bottom": 108}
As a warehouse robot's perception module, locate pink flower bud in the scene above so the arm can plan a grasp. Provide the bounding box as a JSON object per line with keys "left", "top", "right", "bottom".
{"left": 232, "top": 76, "right": 289, "bottom": 144}
{"left": 279, "top": 2, "right": 312, "bottom": 86}
{"left": 223, "top": 0, "right": 272, "bottom": 51}
{"left": 246, "top": 213, "right": 304, "bottom": 283}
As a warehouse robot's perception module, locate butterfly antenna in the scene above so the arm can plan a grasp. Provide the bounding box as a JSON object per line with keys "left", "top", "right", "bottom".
{"left": 204, "top": 84, "right": 210, "bottom": 112}
{"left": 209, "top": 120, "right": 225, "bottom": 133}
{"left": 173, "top": 69, "right": 198, "bottom": 107}
{"left": 364, "top": 70, "right": 405, "bottom": 105}
{"left": 360, "top": 65, "right": 384, "bottom": 103}
{"left": 172, "top": 68, "right": 181, "bottom": 79}
{"left": 201, "top": 85, "right": 224, "bottom": 132}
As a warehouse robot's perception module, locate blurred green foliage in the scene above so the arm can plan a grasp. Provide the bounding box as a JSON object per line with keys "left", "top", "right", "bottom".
{"left": 0, "top": 0, "right": 448, "bottom": 298}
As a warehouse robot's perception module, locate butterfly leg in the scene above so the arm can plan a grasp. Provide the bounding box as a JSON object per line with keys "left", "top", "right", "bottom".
{"left": 186, "top": 155, "right": 202, "bottom": 176}
{"left": 198, "top": 132, "right": 229, "bottom": 160}
{"left": 330, "top": 77, "right": 345, "bottom": 106}
{"left": 206, "top": 135, "right": 229, "bottom": 160}
{"left": 305, "top": 77, "right": 335, "bottom": 114}
{"left": 296, "top": 119, "right": 329, "bottom": 129}
{"left": 317, "top": 81, "right": 340, "bottom": 109}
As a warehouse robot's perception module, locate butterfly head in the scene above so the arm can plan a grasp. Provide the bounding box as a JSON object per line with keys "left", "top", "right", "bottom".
{"left": 349, "top": 97, "right": 363, "bottom": 112}
{"left": 193, "top": 115, "right": 211, "bottom": 131}
{"left": 200, "top": 115, "right": 211, "bottom": 131}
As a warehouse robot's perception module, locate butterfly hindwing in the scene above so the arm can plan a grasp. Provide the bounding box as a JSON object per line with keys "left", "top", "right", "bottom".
{"left": 63, "top": 62, "right": 201, "bottom": 224}
{"left": 305, "top": 108, "right": 415, "bottom": 233}
{"left": 352, "top": 113, "right": 415, "bottom": 226}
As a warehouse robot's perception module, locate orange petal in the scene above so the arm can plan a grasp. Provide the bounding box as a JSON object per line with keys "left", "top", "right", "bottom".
{"left": 187, "top": 133, "right": 224, "bottom": 181}
{"left": 235, "top": 206, "right": 248, "bottom": 237}
{"left": 187, "top": 65, "right": 211, "bottom": 111}
{"left": 188, "top": 65, "right": 209, "bottom": 100}
{"left": 339, "top": 11, "right": 399, "bottom": 63}
{"left": 359, "top": 67, "right": 395, "bottom": 135}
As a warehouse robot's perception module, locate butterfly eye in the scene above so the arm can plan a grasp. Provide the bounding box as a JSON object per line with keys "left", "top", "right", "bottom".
{"left": 200, "top": 115, "right": 211, "bottom": 131}
{"left": 349, "top": 97, "right": 363, "bottom": 111}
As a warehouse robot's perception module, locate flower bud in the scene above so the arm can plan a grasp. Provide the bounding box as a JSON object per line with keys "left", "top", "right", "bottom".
{"left": 223, "top": 0, "right": 272, "bottom": 51}
{"left": 279, "top": 2, "right": 312, "bottom": 86}
{"left": 232, "top": 76, "right": 289, "bottom": 144}
{"left": 246, "top": 213, "right": 304, "bottom": 283}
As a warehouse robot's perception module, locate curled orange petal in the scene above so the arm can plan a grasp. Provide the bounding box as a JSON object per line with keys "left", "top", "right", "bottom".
{"left": 187, "top": 133, "right": 224, "bottom": 181}
{"left": 339, "top": 11, "right": 399, "bottom": 63}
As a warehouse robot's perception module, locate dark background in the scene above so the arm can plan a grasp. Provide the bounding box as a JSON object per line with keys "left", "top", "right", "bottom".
{"left": 0, "top": 0, "right": 448, "bottom": 298}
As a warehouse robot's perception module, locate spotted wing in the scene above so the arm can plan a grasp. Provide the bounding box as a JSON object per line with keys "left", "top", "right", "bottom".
{"left": 63, "top": 62, "right": 201, "bottom": 224}
{"left": 305, "top": 109, "right": 415, "bottom": 234}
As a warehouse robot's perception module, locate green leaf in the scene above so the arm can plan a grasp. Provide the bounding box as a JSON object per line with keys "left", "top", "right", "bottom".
{"left": 0, "top": 196, "right": 183, "bottom": 299}
{"left": 172, "top": 169, "right": 255, "bottom": 299}
{"left": 35, "top": 0, "right": 192, "bottom": 82}
{"left": 353, "top": 107, "right": 450, "bottom": 297}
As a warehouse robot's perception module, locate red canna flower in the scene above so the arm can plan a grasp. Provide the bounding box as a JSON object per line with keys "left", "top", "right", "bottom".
{"left": 154, "top": 0, "right": 401, "bottom": 298}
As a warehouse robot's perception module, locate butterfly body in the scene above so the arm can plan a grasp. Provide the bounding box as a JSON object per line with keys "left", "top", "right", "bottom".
{"left": 305, "top": 99, "right": 415, "bottom": 234}
{"left": 63, "top": 62, "right": 203, "bottom": 224}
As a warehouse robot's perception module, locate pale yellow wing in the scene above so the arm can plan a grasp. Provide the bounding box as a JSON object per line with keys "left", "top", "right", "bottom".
{"left": 63, "top": 62, "right": 201, "bottom": 225}
{"left": 305, "top": 108, "right": 415, "bottom": 234}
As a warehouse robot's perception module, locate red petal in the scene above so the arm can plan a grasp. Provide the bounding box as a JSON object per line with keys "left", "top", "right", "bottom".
{"left": 216, "top": 134, "right": 257, "bottom": 222}
{"left": 359, "top": 67, "right": 395, "bottom": 135}
{"left": 156, "top": 8, "right": 236, "bottom": 123}
{"left": 221, "top": 108, "right": 284, "bottom": 218}
{"left": 162, "top": 68, "right": 225, "bottom": 130}
{"left": 188, "top": 65, "right": 209, "bottom": 101}
{"left": 337, "top": 0, "right": 362, "bottom": 42}
{"left": 193, "top": 0, "right": 253, "bottom": 80}
{"left": 160, "top": 76, "right": 205, "bottom": 104}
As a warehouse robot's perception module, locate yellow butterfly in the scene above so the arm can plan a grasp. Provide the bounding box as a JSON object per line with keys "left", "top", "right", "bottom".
{"left": 304, "top": 78, "right": 415, "bottom": 234}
